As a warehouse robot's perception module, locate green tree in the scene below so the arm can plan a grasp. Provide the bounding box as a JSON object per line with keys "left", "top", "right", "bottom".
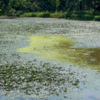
{"left": 0, "top": 0, "right": 100, "bottom": 16}
{"left": 56, "top": 0, "right": 60, "bottom": 11}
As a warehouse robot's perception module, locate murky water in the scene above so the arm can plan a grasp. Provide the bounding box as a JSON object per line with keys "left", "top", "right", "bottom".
{"left": 0, "top": 18, "right": 100, "bottom": 100}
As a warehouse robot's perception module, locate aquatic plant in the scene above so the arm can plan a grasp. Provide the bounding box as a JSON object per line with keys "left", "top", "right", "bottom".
{"left": 0, "top": 60, "right": 81, "bottom": 97}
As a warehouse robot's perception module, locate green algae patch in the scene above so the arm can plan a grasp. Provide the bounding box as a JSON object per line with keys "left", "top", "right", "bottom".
{"left": 17, "top": 35, "right": 76, "bottom": 61}
{"left": 17, "top": 35, "right": 100, "bottom": 70}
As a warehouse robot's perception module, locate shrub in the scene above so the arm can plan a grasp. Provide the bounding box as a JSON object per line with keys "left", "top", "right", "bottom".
{"left": 42, "top": 12, "right": 50, "bottom": 18}
{"left": 51, "top": 12, "right": 66, "bottom": 18}
{"left": 20, "top": 13, "right": 33, "bottom": 17}
{"left": 65, "top": 12, "right": 72, "bottom": 18}
{"left": 0, "top": 9, "right": 2, "bottom": 15}
{"left": 15, "top": 11, "right": 23, "bottom": 17}
{"left": 7, "top": 9, "right": 23, "bottom": 17}
{"left": 37, "top": 12, "right": 50, "bottom": 18}
{"left": 76, "top": 14, "right": 94, "bottom": 20}
{"left": 73, "top": 11, "right": 94, "bottom": 15}
{"left": 32, "top": 13, "right": 37, "bottom": 17}
{"left": 50, "top": 13, "right": 58, "bottom": 18}
{"left": 37, "top": 12, "right": 44, "bottom": 17}
{"left": 20, "top": 13, "right": 37, "bottom": 17}
{"left": 94, "top": 16, "right": 100, "bottom": 21}
{"left": 92, "top": 11, "right": 100, "bottom": 15}
{"left": 70, "top": 14, "right": 78, "bottom": 20}
{"left": 7, "top": 9, "right": 16, "bottom": 16}
{"left": 65, "top": 12, "right": 94, "bottom": 21}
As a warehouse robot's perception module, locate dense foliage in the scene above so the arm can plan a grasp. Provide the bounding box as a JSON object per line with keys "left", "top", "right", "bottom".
{"left": 0, "top": 0, "right": 100, "bottom": 14}
{"left": 0, "top": 0, "right": 100, "bottom": 20}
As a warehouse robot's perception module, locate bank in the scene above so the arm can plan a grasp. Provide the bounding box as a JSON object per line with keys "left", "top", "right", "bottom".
{"left": 0, "top": 11, "right": 100, "bottom": 21}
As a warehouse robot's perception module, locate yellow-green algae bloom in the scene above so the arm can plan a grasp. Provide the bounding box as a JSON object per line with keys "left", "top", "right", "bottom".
{"left": 17, "top": 35, "right": 100, "bottom": 70}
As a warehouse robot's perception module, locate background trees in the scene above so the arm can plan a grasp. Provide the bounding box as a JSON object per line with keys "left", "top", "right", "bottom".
{"left": 0, "top": 0, "right": 100, "bottom": 16}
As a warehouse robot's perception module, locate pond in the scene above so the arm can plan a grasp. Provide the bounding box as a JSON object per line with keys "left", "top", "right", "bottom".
{"left": 0, "top": 18, "right": 100, "bottom": 100}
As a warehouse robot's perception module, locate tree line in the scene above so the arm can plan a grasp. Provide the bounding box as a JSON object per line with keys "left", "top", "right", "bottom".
{"left": 0, "top": 0, "right": 100, "bottom": 15}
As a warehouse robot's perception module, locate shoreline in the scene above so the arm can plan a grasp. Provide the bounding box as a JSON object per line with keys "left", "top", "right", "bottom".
{"left": 0, "top": 12, "right": 100, "bottom": 21}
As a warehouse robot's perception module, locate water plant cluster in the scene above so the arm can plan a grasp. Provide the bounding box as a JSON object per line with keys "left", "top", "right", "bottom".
{"left": 0, "top": 31, "right": 83, "bottom": 98}
{"left": 0, "top": 54, "right": 82, "bottom": 97}
{"left": 0, "top": 18, "right": 100, "bottom": 99}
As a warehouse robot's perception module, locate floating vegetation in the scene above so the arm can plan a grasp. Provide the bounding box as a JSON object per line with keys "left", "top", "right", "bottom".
{"left": 0, "top": 60, "right": 81, "bottom": 97}
{"left": 0, "top": 18, "right": 100, "bottom": 100}
{"left": 17, "top": 35, "right": 100, "bottom": 70}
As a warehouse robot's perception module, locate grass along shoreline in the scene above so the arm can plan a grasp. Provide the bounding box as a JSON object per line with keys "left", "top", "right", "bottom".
{"left": 18, "top": 11, "right": 100, "bottom": 21}
{"left": 0, "top": 11, "right": 100, "bottom": 21}
{"left": 20, "top": 12, "right": 100, "bottom": 21}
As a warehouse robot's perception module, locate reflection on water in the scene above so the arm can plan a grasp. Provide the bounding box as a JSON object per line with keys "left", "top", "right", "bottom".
{"left": 17, "top": 35, "right": 100, "bottom": 70}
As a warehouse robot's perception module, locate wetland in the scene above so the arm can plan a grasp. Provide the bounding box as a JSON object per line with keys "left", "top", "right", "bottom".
{"left": 0, "top": 18, "right": 100, "bottom": 100}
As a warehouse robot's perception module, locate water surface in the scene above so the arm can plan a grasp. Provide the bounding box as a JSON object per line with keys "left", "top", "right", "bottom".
{"left": 17, "top": 35, "right": 100, "bottom": 70}
{"left": 0, "top": 18, "right": 100, "bottom": 100}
